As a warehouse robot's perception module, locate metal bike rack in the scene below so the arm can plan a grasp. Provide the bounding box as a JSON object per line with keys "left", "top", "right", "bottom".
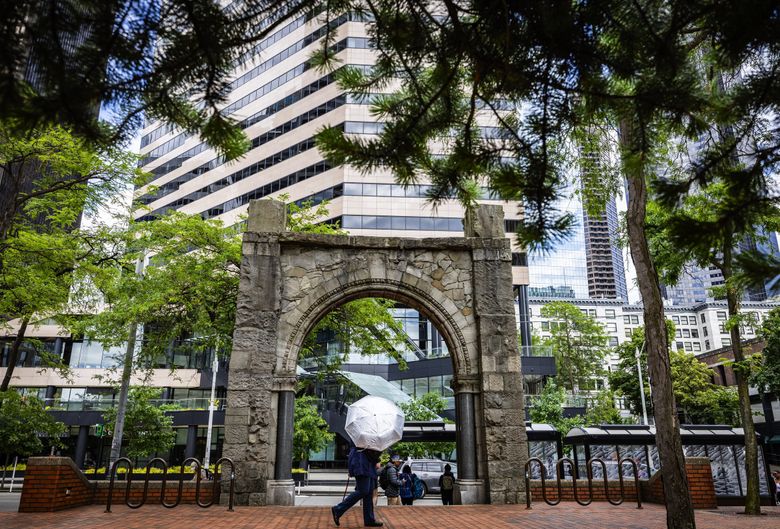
{"left": 525, "top": 456, "right": 642, "bottom": 510}
{"left": 105, "top": 457, "right": 235, "bottom": 512}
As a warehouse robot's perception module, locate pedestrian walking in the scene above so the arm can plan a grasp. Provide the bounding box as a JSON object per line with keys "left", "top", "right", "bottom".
{"left": 439, "top": 464, "right": 455, "bottom": 505}
{"left": 399, "top": 465, "right": 418, "bottom": 506}
{"left": 380, "top": 455, "right": 403, "bottom": 505}
{"left": 332, "top": 446, "right": 383, "bottom": 527}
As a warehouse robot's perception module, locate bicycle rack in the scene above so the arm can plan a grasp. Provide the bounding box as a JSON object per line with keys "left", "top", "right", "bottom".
{"left": 105, "top": 457, "right": 235, "bottom": 512}
{"left": 525, "top": 456, "right": 642, "bottom": 510}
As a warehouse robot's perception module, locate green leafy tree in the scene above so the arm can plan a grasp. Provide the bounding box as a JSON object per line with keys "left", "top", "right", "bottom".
{"left": 584, "top": 391, "right": 624, "bottom": 426}
{"left": 0, "top": 122, "right": 141, "bottom": 391}
{"left": 610, "top": 327, "right": 739, "bottom": 425}
{"left": 528, "top": 380, "right": 583, "bottom": 439}
{"left": 0, "top": 390, "right": 65, "bottom": 457}
{"left": 102, "top": 387, "right": 175, "bottom": 460}
{"left": 393, "top": 392, "right": 455, "bottom": 460}
{"left": 293, "top": 394, "right": 334, "bottom": 465}
{"left": 649, "top": 176, "right": 780, "bottom": 513}
{"left": 540, "top": 301, "right": 609, "bottom": 394}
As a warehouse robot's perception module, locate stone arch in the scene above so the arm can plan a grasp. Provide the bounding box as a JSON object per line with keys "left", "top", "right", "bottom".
{"left": 222, "top": 200, "right": 528, "bottom": 507}
{"left": 277, "top": 278, "right": 473, "bottom": 378}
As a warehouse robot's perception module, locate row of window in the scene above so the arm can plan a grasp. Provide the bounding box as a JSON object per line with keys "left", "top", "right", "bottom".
{"left": 140, "top": 12, "right": 311, "bottom": 147}
{"left": 138, "top": 129, "right": 336, "bottom": 221}
{"left": 391, "top": 374, "right": 455, "bottom": 401}
{"left": 140, "top": 97, "right": 346, "bottom": 206}
{"left": 141, "top": 70, "right": 342, "bottom": 188}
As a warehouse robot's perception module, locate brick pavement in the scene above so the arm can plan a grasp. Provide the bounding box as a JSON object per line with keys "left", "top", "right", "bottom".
{"left": 0, "top": 503, "right": 778, "bottom": 529}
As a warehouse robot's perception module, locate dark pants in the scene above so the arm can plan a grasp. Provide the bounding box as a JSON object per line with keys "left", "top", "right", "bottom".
{"left": 441, "top": 490, "right": 454, "bottom": 505}
{"left": 333, "top": 475, "right": 376, "bottom": 524}
{"left": 401, "top": 496, "right": 414, "bottom": 505}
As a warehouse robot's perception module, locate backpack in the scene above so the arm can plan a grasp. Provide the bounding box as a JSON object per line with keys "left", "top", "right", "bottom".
{"left": 379, "top": 465, "right": 390, "bottom": 490}
{"left": 441, "top": 474, "right": 454, "bottom": 491}
{"left": 413, "top": 475, "right": 425, "bottom": 499}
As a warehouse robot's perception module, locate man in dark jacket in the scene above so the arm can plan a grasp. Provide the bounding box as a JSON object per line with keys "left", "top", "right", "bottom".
{"left": 332, "top": 446, "right": 382, "bottom": 527}
{"left": 383, "top": 455, "right": 403, "bottom": 505}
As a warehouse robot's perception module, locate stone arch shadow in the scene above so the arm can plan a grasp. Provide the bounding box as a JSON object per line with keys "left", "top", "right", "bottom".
{"left": 222, "top": 200, "right": 528, "bottom": 506}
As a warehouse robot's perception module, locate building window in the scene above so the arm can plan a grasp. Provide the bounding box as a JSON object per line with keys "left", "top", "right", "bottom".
{"left": 672, "top": 316, "right": 680, "bottom": 324}
{"left": 605, "top": 309, "right": 615, "bottom": 319}
{"left": 682, "top": 329, "right": 690, "bottom": 338}
{"left": 624, "top": 316, "right": 631, "bottom": 324}
{"left": 700, "top": 314, "right": 706, "bottom": 323}
{"left": 625, "top": 329, "right": 632, "bottom": 338}
{"left": 606, "top": 323, "right": 617, "bottom": 333}
{"left": 675, "top": 329, "right": 682, "bottom": 338}
{"left": 541, "top": 321, "right": 550, "bottom": 331}
{"left": 608, "top": 337, "right": 619, "bottom": 347}
{"left": 717, "top": 311, "right": 727, "bottom": 321}
{"left": 684, "top": 342, "right": 692, "bottom": 351}
{"left": 722, "top": 338, "right": 731, "bottom": 347}
{"left": 676, "top": 341, "right": 684, "bottom": 350}
{"left": 631, "top": 316, "right": 639, "bottom": 325}
{"left": 705, "top": 340, "right": 710, "bottom": 349}
{"left": 693, "top": 343, "right": 701, "bottom": 352}
{"left": 703, "top": 327, "right": 708, "bottom": 337}
{"left": 691, "top": 329, "right": 699, "bottom": 338}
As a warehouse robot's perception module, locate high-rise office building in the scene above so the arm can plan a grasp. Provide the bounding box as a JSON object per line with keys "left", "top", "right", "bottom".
{"left": 527, "top": 191, "right": 627, "bottom": 301}
{"left": 134, "top": 12, "right": 530, "bottom": 316}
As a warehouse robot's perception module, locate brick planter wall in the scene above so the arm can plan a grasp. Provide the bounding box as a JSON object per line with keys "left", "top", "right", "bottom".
{"left": 528, "top": 480, "right": 639, "bottom": 502}
{"left": 640, "top": 457, "right": 717, "bottom": 509}
{"left": 93, "top": 479, "right": 215, "bottom": 505}
{"left": 19, "top": 457, "right": 93, "bottom": 512}
{"left": 19, "top": 457, "right": 221, "bottom": 512}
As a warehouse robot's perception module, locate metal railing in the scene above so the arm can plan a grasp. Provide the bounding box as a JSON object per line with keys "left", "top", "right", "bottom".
{"left": 46, "top": 398, "right": 227, "bottom": 412}
{"left": 105, "top": 457, "right": 235, "bottom": 512}
{"left": 524, "top": 457, "right": 642, "bottom": 510}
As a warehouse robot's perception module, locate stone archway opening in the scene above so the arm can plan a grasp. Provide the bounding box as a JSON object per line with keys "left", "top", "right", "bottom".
{"left": 223, "top": 200, "right": 528, "bottom": 506}
{"left": 293, "top": 294, "right": 459, "bottom": 471}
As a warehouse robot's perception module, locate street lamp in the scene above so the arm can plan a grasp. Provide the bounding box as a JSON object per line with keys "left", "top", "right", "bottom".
{"left": 203, "top": 339, "right": 219, "bottom": 471}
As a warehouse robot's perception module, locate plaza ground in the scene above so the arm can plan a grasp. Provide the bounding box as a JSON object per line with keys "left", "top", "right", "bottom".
{"left": 1, "top": 502, "right": 779, "bottom": 529}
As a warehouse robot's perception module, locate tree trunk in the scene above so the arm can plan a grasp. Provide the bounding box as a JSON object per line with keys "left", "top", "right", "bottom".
{"left": 620, "top": 118, "right": 696, "bottom": 529}
{"left": 1, "top": 315, "right": 30, "bottom": 392}
{"left": 721, "top": 247, "right": 761, "bottom": 514}
{"left": 108, "top": 258, "right": 144, "bottom": 470}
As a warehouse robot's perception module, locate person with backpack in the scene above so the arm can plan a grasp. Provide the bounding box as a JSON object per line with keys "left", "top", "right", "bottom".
{"left": 379, "top": 455, "right": 403, "bottom": 505}
{"left": 332, "top": 446, "right": 383, "bottom": 527}
{"left": 439, "top": 464, "right": 455, "bottom": 505}
{"left": 399, "top": 465, "right": 417, "bottom": 505}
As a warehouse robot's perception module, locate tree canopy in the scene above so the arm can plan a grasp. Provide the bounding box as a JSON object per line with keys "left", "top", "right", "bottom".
{"left": 293, "top": 394, "right": 334, "bottom": 464}
{"left": 102, "top": 387, "right": 176, "bottom": 460}
{"left": 0, "top": 390, "right": 65, "bottom": 457}
{"left": 539, "top": 301, "right": 609, "bottom": 394}
{"left": 393, "top": 392, "right": 455, "bottom": 460}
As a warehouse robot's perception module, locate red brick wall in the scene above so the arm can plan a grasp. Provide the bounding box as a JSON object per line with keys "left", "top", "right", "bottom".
{"left": 640, "top": 457, "right": 717, "bottom": 509}
{"left": 19, "top": 457, "right": 220, "bottom": 512}
{"left": 529, "top": 480, "right": 639, "bottom": 502}
{"left": 19, "top": 457, "right": 93, "bottom": 512}
{"left": 93, "top": 480, "right": 215, "bottom": 505}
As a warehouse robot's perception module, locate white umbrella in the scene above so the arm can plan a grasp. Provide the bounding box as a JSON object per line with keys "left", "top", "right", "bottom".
{"left": 344, "top": 396, "right": 405, "bottom": 451}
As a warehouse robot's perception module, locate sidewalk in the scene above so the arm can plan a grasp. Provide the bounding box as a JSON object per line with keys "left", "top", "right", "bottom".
{"left": 1, "top": 503, "right": 778, "bottom": 529}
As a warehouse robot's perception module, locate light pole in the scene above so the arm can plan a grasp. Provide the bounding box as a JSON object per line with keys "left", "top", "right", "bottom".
{"left": 636, "top": 342, "right": 649, "bottom": 426}
{"left": 203, "top": 339, "right": 219, "bottom": 471}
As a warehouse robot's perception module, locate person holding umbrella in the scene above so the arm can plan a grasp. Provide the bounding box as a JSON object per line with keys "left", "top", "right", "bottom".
{"left": 333, "top": 396, "right": 405, "bottom": 527}
{"left": 332, "top": 445, "right": 382, "bottom": 527}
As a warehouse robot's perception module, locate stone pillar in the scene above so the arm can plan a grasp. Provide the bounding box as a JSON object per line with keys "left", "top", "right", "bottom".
{"left": 184, "top": 425, "right": 198, "bottom": 460}
{"left": 267, "top": 378, "right": 296, "bottom": 506}
{"left": 453, "top": 376, "right": 484, "bottom": 504}
{"left": 223, "top": 199, "right": 286, "bottom": 506}
{"left": 468, "top": 204, "right": 528, "bottom": 505}
{"left": 74, "top": 425, "right": 89, "bottom": 469}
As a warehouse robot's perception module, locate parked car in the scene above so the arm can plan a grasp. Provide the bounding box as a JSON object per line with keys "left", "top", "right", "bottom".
{"left": 407, "top": 459, "right": 457, "bottom": 497}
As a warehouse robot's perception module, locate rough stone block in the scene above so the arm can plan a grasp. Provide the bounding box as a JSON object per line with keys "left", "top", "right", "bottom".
{"left": 247, "top": 199, "right": 286, "bottom": 233}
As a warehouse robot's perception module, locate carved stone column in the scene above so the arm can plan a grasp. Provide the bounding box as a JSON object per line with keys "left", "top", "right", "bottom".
{"left": 452, "top": 376, "right": 485, "bottom": 504}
